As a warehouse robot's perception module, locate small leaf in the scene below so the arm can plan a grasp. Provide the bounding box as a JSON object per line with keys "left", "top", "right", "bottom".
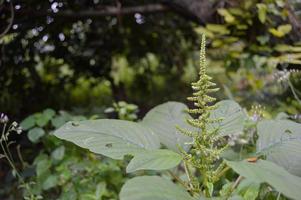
{"left": 43, "top": 175, "right": 58, "bottom": 190}
{"left": 119, "top": 176, "right": 197, "bottom": 200}
{"left": 269, "top": 24, "right": 292, "bottom": 37}
{"left": 51, "top": 116, "right": 67, "bottom": 128}
{"left": 35, "top": 113, "right": 49, "bottom": 127}
{"left": 28, "top": 127, "right": 45, "bottom": 143}
{"left": 126, "top": 149, "right": 182, "bottom": 173}
{"left": 206, "top": 24, "right": 230, "bottom": 35}
{"left": 43, "top": 108, "right": 55, "bottom": 120}
{"left": 218, "top": 8, "right": 236, "bottom": 23}
{"left": 278, "top": 24, "right": 292, "bottom": 34}
{"left": 20, "top": 115, "right": 36, "bottom": 130}
{"left": 256, "top": 3, "right": 267, "bottom": 23}
{"left": 36, "top": 158, "right": 51, "bottom": 177}
{"left": 226, "top": 160, "right": 301, "bottom": 200}
{"left": 51, "top": 146, "right": 65, "bottom": 161}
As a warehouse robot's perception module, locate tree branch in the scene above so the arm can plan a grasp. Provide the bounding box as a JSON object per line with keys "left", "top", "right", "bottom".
{"left": 24, "top": 4, "right": 168, "bottom": 18}
{"left": 0, "top": 1, "right": 14, "bottom": 38}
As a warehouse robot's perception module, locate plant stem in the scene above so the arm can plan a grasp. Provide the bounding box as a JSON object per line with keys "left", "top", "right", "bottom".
{"left": 1, "top": 124, "right": 24, "bottom": 183}
{"left": 167, "top": 170, "right": 186, "bottom": 188}
{"left": 17, "top": 144, "right": 26, "bottom": 168}
{"left": 224, "top": 175, "right": 244, "bottom": 198}
{"left": 276, "top": 192, "right": 281, "bottom": 200}
{"left": 183, "top": 161, "right": 195, "bottom": 192}
{"left": 215, "top": 166, "right": 230, "bottom": 181}
{"left": 231, "top": 175, "right": 243, "bottom": 191}
{"left": 288, "top": 79, "right": 301, "bottom": 105}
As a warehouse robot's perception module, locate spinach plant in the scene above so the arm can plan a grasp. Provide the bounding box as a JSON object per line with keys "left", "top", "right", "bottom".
{"left": 54, "top": 35, "right": 301, "bottom": 200}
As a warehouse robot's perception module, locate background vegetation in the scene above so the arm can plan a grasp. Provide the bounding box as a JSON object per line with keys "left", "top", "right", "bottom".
{"left": 0, "top": 0, "right": 301, "bottom": 199}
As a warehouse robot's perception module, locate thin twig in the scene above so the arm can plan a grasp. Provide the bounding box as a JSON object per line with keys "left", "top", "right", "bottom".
{"left": 17, "top": 145, "right": 25, "bottom": 168}
{"left": 288, "top": 79, "right": 301, "bottom": 105}
{"left": 276, "top": 192, "right": 281, "bottom": 200}
{"left": 231, "top": 175, "right": 244, "bottom": 191}
{"left": 184, "top": 161, "right": 195, "bottom": 191}
{"left": 0, "top": 1, "right": 14, "bottom": 38}
{"left": 21, "top": 4, "right": 168, "bottom": 19}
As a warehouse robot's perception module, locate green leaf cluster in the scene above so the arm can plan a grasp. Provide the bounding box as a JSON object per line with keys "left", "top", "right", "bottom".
{"left": 53, "top": 35, "right": 301, "bottom": 200}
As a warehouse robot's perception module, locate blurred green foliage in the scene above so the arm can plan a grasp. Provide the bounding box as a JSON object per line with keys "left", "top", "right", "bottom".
{"left": 194, "top": 0, "right": 301, "bottom": 113}
{"left": 1, "top": 108, "right": 129, "bottom": 200}
{"left": 1, "top": 0, "right": 300, "bottom": 119}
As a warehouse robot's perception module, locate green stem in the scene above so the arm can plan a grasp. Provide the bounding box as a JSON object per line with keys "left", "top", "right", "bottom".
{"left": 288, "top": 79, "right": 301, "bottom": 105}
{"left": 184, "top": 161, "right": 196, "bottom": 193}
{"left": 215, "top": 166, "right": 230, "bottom": 182}
{"left": 276, "top": 192, "right": 281, "bottom": 200}
{"left": 168, "top": 170, "right": 187, "bottom": 188}
{"left": 1, "top": 124, "right": 36, "bottom": 198}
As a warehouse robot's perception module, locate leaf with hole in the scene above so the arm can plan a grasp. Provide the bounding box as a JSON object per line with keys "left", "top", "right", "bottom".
{"left": 54, "top": 119, "right": 181, "bottom": 172}
{"left": 54, "top": 119, "right": 160, "bottom": 159}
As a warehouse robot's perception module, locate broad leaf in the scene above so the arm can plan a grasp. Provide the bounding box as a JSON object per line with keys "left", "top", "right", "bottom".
{"left": 257, "top": 120, "right": 301, "bottom": 176}
{"left": 119, "top": 176, "right": 197, "bottom": 200}
{"left": 126, "top": 149, "right": 182, "bottom": 173}
{"left": 235, "top": 179, "right": 260, "bottom": 200}
{"left": 226, "top": 160, "right": 301, "bottom": 200}
{"left": 210, "top": 100, "right": 246, "bottom": 136}
{"left": 141, "top": 100, "right": 245, "bottom": 152}
{"left": 141, "top": 102, "right": 193, "bottom": 152}
{"left": 54, "top": 119, "right": 160, "bottom": 160}
{"left": 54, "top": 119, "right": 181, "bottom": 172}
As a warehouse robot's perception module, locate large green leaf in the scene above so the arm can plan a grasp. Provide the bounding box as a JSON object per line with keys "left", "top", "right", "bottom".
{"left": 226, "top": 160, "right": 301, "bottom": 200}
{"left": 141, "top": 102, "right": 193, "bottom": 152}
{"left": 54, "top": 119, "right": 160, "bottom": 160}
{"left": 257, "top": 120, "right": 301, "bottom": 176}
{"left": 119, "top": 176, "right": 197, "bottom": 200}
{"left": 126, "top": 149, "right": 182, "bottom": 173}
{"left": 54, "top": 119, "right": 181, "bottom": 172}
{"left": 209, "top": 100, "right": 246, "bottom": 136}
{"left": 141, "top": 100, "right": 245, "bottom": 152}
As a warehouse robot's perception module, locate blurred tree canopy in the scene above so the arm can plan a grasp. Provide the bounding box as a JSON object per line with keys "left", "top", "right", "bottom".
{"left": 0, "top": 0, "right": 301, "bottom": 118}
